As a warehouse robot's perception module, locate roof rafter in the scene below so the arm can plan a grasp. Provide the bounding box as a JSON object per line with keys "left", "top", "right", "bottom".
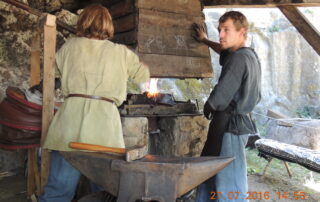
{"left": 203, "top": 0, "right": 320, "bottom": 8}
{"left": 279, "top": 5, "right": 320, "bottom": 55}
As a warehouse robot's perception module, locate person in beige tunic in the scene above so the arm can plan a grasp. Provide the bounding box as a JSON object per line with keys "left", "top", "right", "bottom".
{"left": 39, "top": 4, "right": 149, "bottom": 202}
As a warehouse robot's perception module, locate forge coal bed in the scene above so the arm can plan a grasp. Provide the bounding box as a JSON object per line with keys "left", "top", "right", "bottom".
{"left": 118, "top": 92, "right": 201, "bottom": 117}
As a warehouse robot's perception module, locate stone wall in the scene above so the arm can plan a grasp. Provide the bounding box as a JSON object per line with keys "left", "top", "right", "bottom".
{"left": 0, "top": 1, "right": 78, "bottom": 101}
{"left": 0, "top": 149, "right": 26, "bottom": 171}
{"left": 149, "top": 116, "right": 209, "bottom": 157}
{"left": 266, "top": 119, "right": 320, "bottom": 151}
{"left": 0, "top": 1, "right": 37, "bottom": 101}
{"left": 121, "top": 117, "right": 148, "bottom": 148}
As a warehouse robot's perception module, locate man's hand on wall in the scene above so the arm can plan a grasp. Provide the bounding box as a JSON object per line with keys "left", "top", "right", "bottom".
{"left": 192, "top": 23, "right": 208, "bottom": 43}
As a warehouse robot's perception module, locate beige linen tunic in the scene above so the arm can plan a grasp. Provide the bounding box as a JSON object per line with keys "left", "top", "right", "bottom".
{"left": 43, "top": 37, "right": 149, "bottom": 151}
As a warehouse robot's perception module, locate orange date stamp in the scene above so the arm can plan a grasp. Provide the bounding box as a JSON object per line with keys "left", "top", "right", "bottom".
{"left": 210, "top": 191, "right": 308, "bottom": 200}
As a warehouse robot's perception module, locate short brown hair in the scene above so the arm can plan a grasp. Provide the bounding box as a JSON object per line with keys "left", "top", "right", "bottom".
{"left": 219, "top": 11, "right": 249, "bottom": 37}
{"left": 76, "top": 4, "right": 114, "bottom": 40}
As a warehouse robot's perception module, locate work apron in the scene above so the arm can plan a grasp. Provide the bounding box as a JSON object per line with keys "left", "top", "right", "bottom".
{"left": 201, "top": 107, "right": 232, "bottom": 157}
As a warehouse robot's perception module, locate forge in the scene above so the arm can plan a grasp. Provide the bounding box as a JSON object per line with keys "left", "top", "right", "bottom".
{"left": 119, "top": 90, "right": 208, "bottom": 157}
{"left": 119, "top": 92, "right": 199, "bottom": 116}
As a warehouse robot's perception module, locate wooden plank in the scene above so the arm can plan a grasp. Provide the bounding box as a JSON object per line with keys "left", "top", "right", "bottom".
{"left": 27, "top": 149, "right": 36, "bottom": 197}
{"left": 40, "top": 14, "right": 57, "bottom": 193}
{"left": 136, "top": 0, "right": 202, "bottom": 16}
{"left": 138, "top": 9, "right": 203, "bottom": 30}
{"left": 138, "top": 9, "right": 209, "bottom": 57}
{"left": 103, "top": 0, "right": 122, "bottom": 7}
{"left": 267, "top": 109, "right": 289, "bottom": 119}
{"left": 109, "top": 0, "right": 135, "bottom": 19}
{"left": 279, "top": 5, "right": 320, "bottom": 55}
{"left": 26, "top": 148, "right": 41, "bottom": 196}
{"left": 27, "top": 31, "right": 41, "bottom": 198}
{"left": 41, "top": 14, "right": 56, "bottom": 148}
{"left": 203, "top": 0, "right": 320, "bottom": 7}
{"left": 79, "top": 0, "right": 120, "bottom": 8}
{"left": 112, "top": 30, "right": 137, "bottom": 45}
{"left": 29, "top": 33, "right": 41, "bottom": 86}
{"left": 139, "top": 53, "right": 213, "bottom": 78}
{"left": 33, "top": 150, "right": 41, "bottom": 195}
{"left": 113, "top": 13, "right": 136, "bottom": 33}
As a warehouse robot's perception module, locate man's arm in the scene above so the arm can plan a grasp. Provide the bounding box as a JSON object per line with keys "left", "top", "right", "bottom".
{"left": 192, "top": 23, "right": 222, "bottom": 54}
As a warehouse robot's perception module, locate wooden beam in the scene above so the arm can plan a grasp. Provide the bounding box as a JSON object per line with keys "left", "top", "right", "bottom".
{"left": 203, "top": 0, "right": 320, "bottom": 8}
{"left": 136, "top": 0, "right": 202, "bottom": 16}
{"left": 40, "top": 14, "right": 56, "bottom": 193}
{"left": 109, "top": 0, "right": 135, "bottom": 19}
{"left": 41, "top": 16, "right": 56, "bottom": 146}
{"left": 278, "top": 5, "right": 320, "bottom": 55}
{"left": 113, "top": 13, "right": 137, "bottom": 33}
{"left": 103, "top": 0, "right": 122, "bottom": 7}
{"left": 3, "top": 0, "right": 76, "bottom": 33}
{"left": 139, "top": 53, "right": 213, "bottom": 78}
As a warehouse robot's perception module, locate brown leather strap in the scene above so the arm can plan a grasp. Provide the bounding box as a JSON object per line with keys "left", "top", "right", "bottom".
{"left": 67, "top": 94, "right": 114, "bottom": 104}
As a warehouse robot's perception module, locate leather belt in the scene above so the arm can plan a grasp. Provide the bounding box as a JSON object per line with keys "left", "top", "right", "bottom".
{"left": 67, "top": 94, "right": 114, "bottom": 104}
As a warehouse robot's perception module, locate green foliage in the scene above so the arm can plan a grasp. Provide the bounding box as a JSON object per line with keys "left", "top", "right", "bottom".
{"left": 175, "top": 78, "right": 213, "bottom": 107}
{"left": 304, "top": 9, "right": 314, "bottom": 15}
{"left": 159, "top": 81, "right": 175, "bottom": 92}
{"left": 247, "top": 167, "right": 257, "bottom": 175}
{"left": 268, "top": 25, "right": 280, "bottom": 32}
{"left": 296, "top": 106, "right": 319, "bottom": 119}
{"left": 127, "top": 79, "right": 141, "bottom": 94}
{"left": 296, "top": 107, "right": 312, "bottom": 118}
{"left": 256, "top": 123, "right": 267, "bottom": 137}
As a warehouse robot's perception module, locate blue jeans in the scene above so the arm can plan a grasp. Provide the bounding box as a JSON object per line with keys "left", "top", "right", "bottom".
{"left": 196, "top": 133, "right": 249, "bottom": 202}
{"left": 39, "top": 150, "right": 81, "bottom": 202}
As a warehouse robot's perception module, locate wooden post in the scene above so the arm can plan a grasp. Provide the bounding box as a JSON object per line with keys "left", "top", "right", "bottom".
{"left": 261, "top": 158, "right": 273, "bottom": 178}
{"left": 40, "top": 14, "right": 57, "bottom": 193}
{"left": 27, "top": 148, "right": 40, "bottom": 197}
{"left": 30, "top": 34, "right": 41, "bottom": 87}
{"left": 283, "top": 161, "right": 292, "bottom": 178}
{"left": 27, "top": 32, "right": 41, "bottom": 198}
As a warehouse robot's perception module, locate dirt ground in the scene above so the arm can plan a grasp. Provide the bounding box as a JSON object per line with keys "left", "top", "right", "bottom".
{"left": 0, "top": 174, "right": 319, "bottom": 202}
{"left": 248, "top": 174, "right": 319, "bottom": 202}
{"left": 246, "top": 149, "right": 320, "bottom": 202}
{"left": 0, "top": 170, "right": 27, "bottom": 202}
{"left": 0, "top": 149, "right": 319, "bottom": 202}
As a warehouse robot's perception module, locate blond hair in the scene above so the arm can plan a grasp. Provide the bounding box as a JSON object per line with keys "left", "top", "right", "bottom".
{"left": 76, "top": 4, "right": 114, "bottom": 40}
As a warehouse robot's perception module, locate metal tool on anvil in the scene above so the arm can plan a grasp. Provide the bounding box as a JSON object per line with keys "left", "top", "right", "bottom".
{"left": 69, "top": 142, "right": 148, "bottom": 162}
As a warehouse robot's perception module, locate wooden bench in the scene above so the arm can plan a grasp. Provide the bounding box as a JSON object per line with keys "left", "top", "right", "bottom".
{"left": 255, "top": 139, "right": 320, "bottom": 177}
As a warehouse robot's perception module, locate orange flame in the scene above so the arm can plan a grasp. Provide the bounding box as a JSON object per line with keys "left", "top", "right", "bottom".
{"left": 147, "top": 78, "right": 159, "bottom": 98}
